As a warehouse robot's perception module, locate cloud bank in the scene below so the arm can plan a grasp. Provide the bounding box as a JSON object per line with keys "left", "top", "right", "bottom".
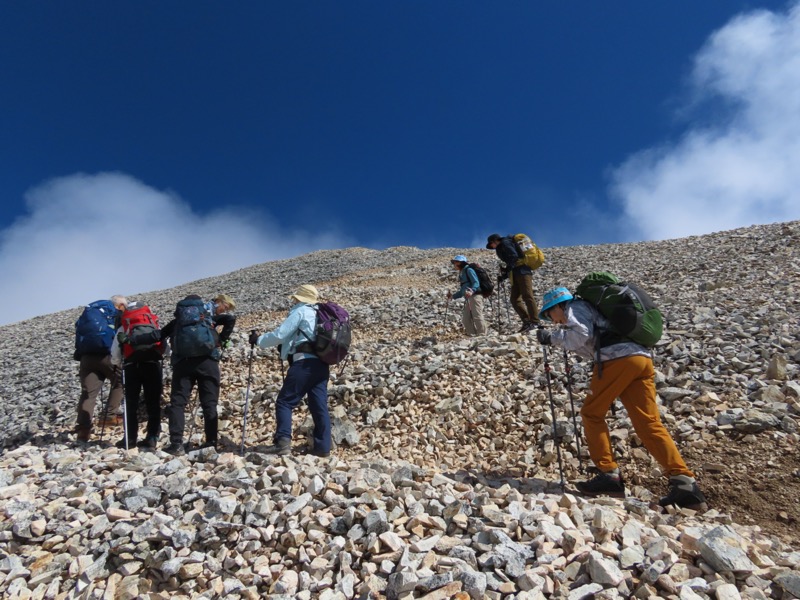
{"left": 0, "top": 173, "right": 351, "bottom": 325}
{"left": 611, "top": 1, "right": 800, "bottom": 241}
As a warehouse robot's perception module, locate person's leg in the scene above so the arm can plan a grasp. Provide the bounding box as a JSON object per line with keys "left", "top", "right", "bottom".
{"left": 517, "top": 273, "right": 540, "bottom": 324}
{"left": 471, "top": 294, "right": 487, "bottom": 335}
{"left": 509, "top": 276, "right": 529, "bottom": 323}
{"left": 305, "top": 360, "right": 332, "bottom": 454}
{"left": 461, "top": 302, "right": 475, "bottom": 335}
{"left": 618, "top": 356, "right": 694, "bottom": 478}
{"left": 122, "top": 363, "right": 142, "bottom": 445}
{"left": 581, "top": 358, "right": 643, "bottom": 473}
{"left": 168, "top": 362, "right": 193, "bottom": 446}
{"left": 77, "top": 355, "right": 102, "bottom": 430}
{"left": 141, "top": 361, "right": 163, "bottom": 440}
{"left": 273, "top": 361, "right": 312, "bottom": 443}
{"left": 196, "top": 359, "right": 221, "bottom": 447}
{"left": 98, "top": 355, "right": 123, "bottom": 414}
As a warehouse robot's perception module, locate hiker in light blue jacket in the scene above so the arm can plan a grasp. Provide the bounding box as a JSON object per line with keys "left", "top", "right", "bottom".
{"left": 249, "top": 284, "right": 331, "bottom": 457}
{"left": 446, "top": 255, "right": 487, "bottom": 336}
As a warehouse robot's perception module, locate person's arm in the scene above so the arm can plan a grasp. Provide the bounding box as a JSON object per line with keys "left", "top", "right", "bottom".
{"left": 465, "top": 267, "right": 480, "bottom": 293}
{"left": 257, "top": 309, "right": 302, "bottom": 349}
{"left": 550, "top": 303, "right": 595, "bottom": 355}
{"left": 214, "top": 313, "right": 236, "bottom": 344}
{"left": 161, "top": 319, "right": 176, "bottom": 340}
{"left": 452, "top": 271, "right": 467, "bottom": 299}
{"left": 497, "top": 238, "right": 520, "bottom": 270}
{"left": 110, "top": 329, "right": 123, "bottom": 366}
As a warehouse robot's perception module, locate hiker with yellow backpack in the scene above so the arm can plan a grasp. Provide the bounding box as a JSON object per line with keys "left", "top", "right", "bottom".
{"left": 486, "top": 233, "right": 545, "bottom": 332}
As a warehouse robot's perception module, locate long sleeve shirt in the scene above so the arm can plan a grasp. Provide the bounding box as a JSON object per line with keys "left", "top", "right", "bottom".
{"left": 256, "top": 303, "right": 317, "bottom": 361}
{"left": 495, "top": 236, "right": 532, "bottom": 276}
{"left": 549, "top": 299, "right": 652, "bottom": 363}
{"left": 453, "top": 266, "right": 480, "bottom": 299}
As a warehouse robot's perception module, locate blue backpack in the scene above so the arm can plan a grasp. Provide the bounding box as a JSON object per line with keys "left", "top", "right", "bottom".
{"left": 171, "top": 297, "right": 218, "bottom": 362}
{"left": 75, "top": 300, "right": 118, "bottom": 357}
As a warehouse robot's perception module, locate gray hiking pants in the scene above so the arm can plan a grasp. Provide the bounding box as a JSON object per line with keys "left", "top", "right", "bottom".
{"left": 77, "top": 353, "right": 123, "bottom": 429}
{"left": 462, "top": 294, "right": 487, "bottom": 336}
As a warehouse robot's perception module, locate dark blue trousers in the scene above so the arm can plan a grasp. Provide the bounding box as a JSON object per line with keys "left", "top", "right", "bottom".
{"left": 274, "top": 357, "right": 331, "bottom": 453}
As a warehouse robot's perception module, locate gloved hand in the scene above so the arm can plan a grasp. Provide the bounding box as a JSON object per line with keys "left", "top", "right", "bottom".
{"left": 536, "top": 328, "right": 552, "bottom": 346}
{"left": 446, "top": 291, "right": 453, "bottom": 300}
{"left": 221, "top": 339, "right": 232, "bottom": 350}
{"left": 248, "top": 330, "right": 260, "bottom": 347}
{"left": 497, "top": 270, "right": 508, "bottom": 283}
{"left": 465, "top": 288, "right": 474, "bottom": 298}
{"left": 117, "top": 331, "right": 129, "bottom": 345}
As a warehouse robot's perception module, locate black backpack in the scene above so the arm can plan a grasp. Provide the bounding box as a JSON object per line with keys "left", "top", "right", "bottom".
{"left": 171, "top": 297, "right": 218, "bottom": 362}
{"left": 468, "top": 263, "right": 494, "bottom": 297}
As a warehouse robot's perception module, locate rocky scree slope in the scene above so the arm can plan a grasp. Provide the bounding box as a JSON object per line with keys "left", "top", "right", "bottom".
{"left": 0, "top": 222, "right": 798, "bottom": 599}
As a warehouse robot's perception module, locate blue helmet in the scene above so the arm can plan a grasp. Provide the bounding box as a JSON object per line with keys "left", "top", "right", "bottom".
{"left": 539, "top": 287, "right": 573, "bottom": 321}
{"left": 452, "top": 255, "right": 468, "bottom": 263}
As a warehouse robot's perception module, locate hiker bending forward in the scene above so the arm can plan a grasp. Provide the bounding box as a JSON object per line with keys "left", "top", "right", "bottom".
{"left": 486, "top": 233, "right": 539, "bottom": 332}
{"left": 446, "top": 255, "right": 487, "bottom": 336}
{"left": 537, "top": 287, "right": 707, "bottom": 510}
{"left": 250, "top": 284, "right": 331, "bottom": 457}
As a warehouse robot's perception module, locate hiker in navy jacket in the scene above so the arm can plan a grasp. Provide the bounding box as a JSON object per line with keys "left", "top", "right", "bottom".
{"left": 487, "top": 233, "right": 539, "bottom": 332}
{"left": 446, "top": 255, "right": 487, "bottom": 336}
{"left": 250, "top": 284, "right": 331, "bottom": 458}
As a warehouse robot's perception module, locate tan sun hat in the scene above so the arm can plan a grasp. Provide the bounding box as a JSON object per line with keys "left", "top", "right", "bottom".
{"left": 291, "top": 284, "right": 319, "bottom": 304}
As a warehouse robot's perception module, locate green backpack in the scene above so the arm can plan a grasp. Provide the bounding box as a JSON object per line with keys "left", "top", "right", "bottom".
{"left": 575, "top": 272, "right": 663, "bottom": 347}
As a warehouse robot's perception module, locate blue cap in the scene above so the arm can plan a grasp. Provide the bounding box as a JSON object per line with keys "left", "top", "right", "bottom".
{"left": 452, "top": 255, "right": 468, "bottom": 263}
{"left": 539, "top": 287, "right": 573, "bottom": 321}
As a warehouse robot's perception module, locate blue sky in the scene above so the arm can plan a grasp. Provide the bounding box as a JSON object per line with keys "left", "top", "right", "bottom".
{"left": 1, "top": 1, "right": 799, "bottom": 324}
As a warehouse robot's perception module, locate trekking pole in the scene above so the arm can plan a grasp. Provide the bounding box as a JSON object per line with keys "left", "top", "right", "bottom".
{"left": 186, "top": 389, "right": 201, "bottom": 448}
{"left": 443, "top": 297, "right": 450, "bottom": 328}
{"left": 541, "top": 338, "right": 566, "bottom": 491}
{"left": 240, "top": 333, "right": 256, "bottom": 456}
{"left": 98, "top": 381, "right": 108, "bottom": 444}
{"left": 121, "top": 366, "right": 129, "bottom": 450}
{"left": 563, "top": 348, "right": 584, "bottom": 473}
{"left": 502, "top": 280, "right": 512, "bottom": 326}
{"left": 493, "top": 290, "right": 502, "bottom": 332}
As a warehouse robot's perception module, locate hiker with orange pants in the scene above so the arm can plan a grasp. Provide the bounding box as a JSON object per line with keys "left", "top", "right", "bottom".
{"left": 537, "top": 286, "right": 707, "bottom": 511}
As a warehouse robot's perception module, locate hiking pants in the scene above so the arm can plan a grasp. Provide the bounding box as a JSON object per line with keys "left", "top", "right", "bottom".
{"left": 582, "top": 355, "right": 694, "bottom": 478}
{"left": 168, "top": 357, "right": 220, "bottom": 446}
{"left": 77, "top": 354, "right": 123, "bottom": 429}
{"left": 462, "top": 294, "right": 487, "bottom": 336}
{"left": 274, "top": 357, "right": 331, "bottom": 454}
{"left": 510, "top": 272, "right": 539, "bottom": 324}
{"left": 122, "top": 360, "right": 163, "bottom": 443}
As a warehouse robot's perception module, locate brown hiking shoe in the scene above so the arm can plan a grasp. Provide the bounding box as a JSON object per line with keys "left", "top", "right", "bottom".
{"left": 99, "top": 414, "right": 124, "bottom": 427}
{"left": 75, "top": 426, "right": 91, "bottom": 442}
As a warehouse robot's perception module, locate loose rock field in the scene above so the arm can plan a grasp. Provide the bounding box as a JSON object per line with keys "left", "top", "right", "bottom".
{"left": 0, "top": 222, "right": 799, "bottom": 598}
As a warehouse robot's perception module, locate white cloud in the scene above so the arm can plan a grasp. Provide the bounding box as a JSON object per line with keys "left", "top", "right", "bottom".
{"left": 0, "top": 172, "right": 351, "bottom": 325}
{"left": 611, "top": 1, "right": 800, "bottom": 241}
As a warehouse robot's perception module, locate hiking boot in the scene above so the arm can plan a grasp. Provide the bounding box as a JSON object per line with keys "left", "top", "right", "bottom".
{"left": 519, "top": 321, "right": 537, "bottom": 333}
{"left": 659, "top": 476, "right": 708, "bottom": 511}
{"left": 115, "top": 438, "right": 135, "bottom": 449}
{"left": 136, "top": 436, "right": 158, "bottom": 450}
{"left": 75, "top": 426, "right": 91, "bottom": 443}
{"left": 162, "top": 442, "right": 186, "bottom": 457}
{"left": 575, "top": 469, "right": 626, "bottom": 498}
{"left": 310, "top": 448, "right": 330, "bottom": 458}
{"left": 199, "top": 440, "right": 217, "bottom": 450}
{"left": 264, "top": 438, "right": 291, "bottom": 455}
{"left": 99, "top": 414, "right": 124, "bottom": 427}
